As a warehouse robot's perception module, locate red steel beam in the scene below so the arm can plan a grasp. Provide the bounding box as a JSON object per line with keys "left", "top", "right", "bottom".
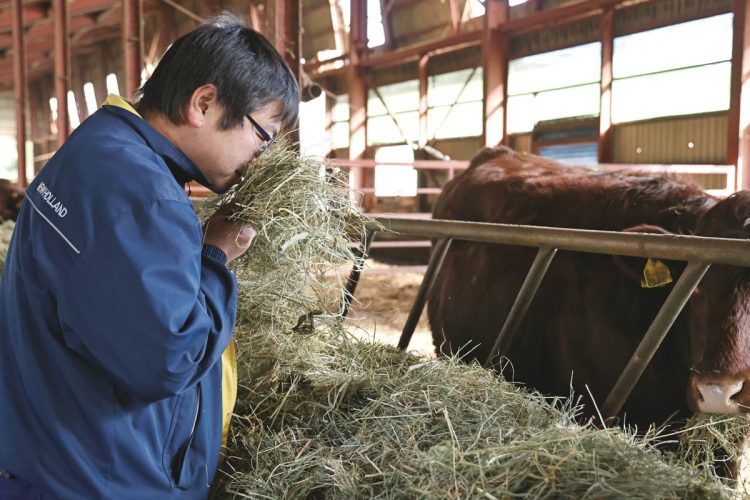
{"left": 53, "top": 0, "right": 70, "bottom": 146}
{"left": 448, "top": 0, "right": 460, "bottom": 35}
{"left": 275, "top": 0, "right": 300, "bottom": 82}
{"left": 598, "top": 6, "right": 614, "bottom": 163}
{"left": 348, "top": 0, "right": 368, "bottom": 207}
{"left": 483, "top": 0, "right": 508, "bottom": 147}
{"left": 361, "top": 29, "right": 481, "bottom": 69}
{"left": 0, "top": 3, "right": 47, "bottom": 29}
{"left": 11, "top": 0, "right": 26, "bottom": 186}
{"left": 418, "top": 54, "right": 429, "bottom": 147}
{"left": 728, "top": 0, "right": 743, "bottom": 182}
{"left": 121, "top": 0, "right": 143, "bottom": 99}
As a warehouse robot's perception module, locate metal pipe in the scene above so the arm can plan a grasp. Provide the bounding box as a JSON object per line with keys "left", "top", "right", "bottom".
{"left": 398, "top": 237, "right": 452, "bottom": 350}
{"left": 371, "top": 217, "right": 750, "bottom": 268}
{"left": 122, "top": 0, "right": 143, "bottom": 100}
{"left": 601, "top": 261, "right": 710, "bottom": 419}
{"left": 484, "top": 246, "right": 557, "bottom": 368}
{"left": 53, "top": 0, "right": 70, "bottom": 146}
{"left": 10, "top": 0, "right": 26, "bottom": 187}
{"left": 341, "top": 229, "right": 375, "bottom": 319}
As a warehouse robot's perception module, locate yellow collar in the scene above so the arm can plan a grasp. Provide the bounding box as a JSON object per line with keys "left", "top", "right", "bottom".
{"left": 102, "top": 94, "right": 141, "bottom": 117}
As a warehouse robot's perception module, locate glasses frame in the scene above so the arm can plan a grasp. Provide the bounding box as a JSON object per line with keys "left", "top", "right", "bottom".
{"left": 246, "top": 114, "right": 276, "bottom": 155}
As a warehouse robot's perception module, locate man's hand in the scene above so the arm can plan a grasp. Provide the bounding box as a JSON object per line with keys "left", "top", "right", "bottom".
{"left": 202, "top": 204, "right": 256, "bottom": 263}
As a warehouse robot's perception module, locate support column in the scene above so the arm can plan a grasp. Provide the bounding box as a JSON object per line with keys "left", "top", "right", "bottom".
{"left": 348, "top": 0, "right": 368, "bottom": 208}
{"left": 418, "top": 54, "right": 429, "bottom": 148}
{"left": 731, "top": 0, "right": 748, "bottom": 189}
{"left": 483, "top": 0, "right": 509, "bottom": 147}
{"left": 11, "top": 0, "right": 27, "bottom": 186}
{"left": 53, "top": 0, "right": 70, "bottom": 146}
{"left": 598, "top": 6, "right": 614, "bottom": 164}
{"left": 275, "top": 0, "right": 301, "bottom": 81}
{"left": 122, "top": 0, "right": 144, "bottom": 99}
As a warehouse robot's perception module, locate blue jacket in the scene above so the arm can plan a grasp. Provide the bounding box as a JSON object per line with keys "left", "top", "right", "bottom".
{"left": 0, "top": 97, "right": 237, "bottom": 498}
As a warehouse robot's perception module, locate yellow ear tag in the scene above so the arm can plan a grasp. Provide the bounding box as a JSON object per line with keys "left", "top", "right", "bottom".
{"left": 641, "top": 258, "right": 672, "bottom": 288}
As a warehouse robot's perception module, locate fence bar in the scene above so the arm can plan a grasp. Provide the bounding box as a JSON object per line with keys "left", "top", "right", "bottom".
{"left": 371, "top": 218, "right": 750, "bottom": 268}
{"left": 601, "top": 261, "right": 710, "bottom": 419}
{"left": 341, "top": 229, "right": 375, "bottom": 318}
{"left": 398, "top": 237, "right": 453, "bottom": 350}
{"left": 484, "top": 246, "right": 558, "bottom": 368}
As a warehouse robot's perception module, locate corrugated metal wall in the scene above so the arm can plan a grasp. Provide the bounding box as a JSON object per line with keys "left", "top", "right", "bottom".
{"left": 613, "top": 113, "right": 727, "bottom": 164}
{"left": 613, "top": 113, "right": 729, "bottom": 189}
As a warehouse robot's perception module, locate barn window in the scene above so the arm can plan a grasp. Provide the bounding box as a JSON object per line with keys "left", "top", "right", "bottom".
{"left": 427, "top": 68, "right": 483, "bottom": 139}
{"left": 506, "top": 42, "right": 601, "bottom": 134}
{"left": 367, "top": 80, "right": 420, "bottom": 146}
{"left": 299, "top": 92, "right": 329, "bottom": 157}
{"left": 366, "top": 0, "right": 385, "bottom": 48}
{"left": 83, "top": 83, "right": 98, "bottom": 117}
{"left": 331, "top": 95, "right": 350, "bottom": 150}
{"left": 67, "top": 91, "right": 81, "bottom": 129}
{"left": 373, "top": 145, "right": 417, "bottom": 197}
{"left": 611, "top": 14, "right": 733, "bottom": 123}
{"left": 334, "top": 0, "right": 385, "bottom": 48}
{"left": 105, "top": 73, "right": 120, "bottom": 96}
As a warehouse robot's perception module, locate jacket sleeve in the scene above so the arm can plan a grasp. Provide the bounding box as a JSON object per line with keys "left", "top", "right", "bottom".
{"left": 57, "top": 199, "right": 237, "bottom": 402}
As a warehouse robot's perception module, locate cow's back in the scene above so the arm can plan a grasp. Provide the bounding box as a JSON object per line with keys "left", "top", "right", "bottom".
{"left": 428, "top": 146, "right": 714, "bottom": 429}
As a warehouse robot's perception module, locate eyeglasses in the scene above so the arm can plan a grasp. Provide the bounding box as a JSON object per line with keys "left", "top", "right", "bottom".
{"left": 246, "top": 114, "right": 276, "bottom": 156}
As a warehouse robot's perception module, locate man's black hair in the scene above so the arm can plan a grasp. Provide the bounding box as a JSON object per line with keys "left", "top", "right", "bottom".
{"left": 136, "top": 12, "right": 299, "bottom": 131}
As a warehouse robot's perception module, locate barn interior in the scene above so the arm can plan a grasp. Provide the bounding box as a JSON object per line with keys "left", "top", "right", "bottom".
{"left": 2, "top": 0, "right": 750, "bottom": 497}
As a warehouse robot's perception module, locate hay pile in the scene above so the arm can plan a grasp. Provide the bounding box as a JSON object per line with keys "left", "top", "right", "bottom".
{"left": 204, "top": 142, "right": 741, "bottom": 498}
{"left": 216, "top": 322, "right": 733, "bottom": 499}
{"left": 0, "top": 220, "right": 15, "bottom": 273}
{"left": 679, "top": 414, "right": 750, "bottom": 489}
{"left": 201, "top": 138, "right": 366, "bottom": 340}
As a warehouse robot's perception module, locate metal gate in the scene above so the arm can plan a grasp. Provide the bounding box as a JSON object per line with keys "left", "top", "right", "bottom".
{"left": 343, "top": 216, "right": 750, "bottom": 421}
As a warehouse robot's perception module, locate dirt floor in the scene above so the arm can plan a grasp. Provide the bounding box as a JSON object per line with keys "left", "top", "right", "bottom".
{"left": 342, "top": 260, "right": 436, "bottom": 357}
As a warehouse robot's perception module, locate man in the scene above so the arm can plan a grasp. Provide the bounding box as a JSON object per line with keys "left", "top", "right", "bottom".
{"left": 0, "top": 13, "right": 299, "bottom": 498}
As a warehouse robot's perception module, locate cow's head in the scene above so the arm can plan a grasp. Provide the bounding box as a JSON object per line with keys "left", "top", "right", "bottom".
{"left": 687, "top": 190, "right": 750, "bottom": 414}
{"left": 0, "top": 180, "right": 24, "bottom": 222}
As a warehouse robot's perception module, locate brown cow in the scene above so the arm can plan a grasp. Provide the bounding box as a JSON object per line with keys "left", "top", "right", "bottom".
{"left": 0, "top": 179, "right": 24, "bottom": 222}
{"left": 428, "top": 146, "right": 750, "bottom": 430}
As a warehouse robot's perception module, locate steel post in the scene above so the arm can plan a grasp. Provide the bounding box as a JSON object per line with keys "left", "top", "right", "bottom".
{"left": 398, "top": 237, "right": 452, "bottom": 351}
{"left": 601, "top": 261, "right": 710, "bottom": 419}
{"left": 341, "top": 229, "right": 375, "bottom": 318}
{"left": 484, "top": 246, "right": 557, "bottom": 367}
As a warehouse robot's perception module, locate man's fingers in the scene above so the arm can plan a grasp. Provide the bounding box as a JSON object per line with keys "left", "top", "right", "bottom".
{"left": 235, "top": 226, "right": 256, "bottom": 248}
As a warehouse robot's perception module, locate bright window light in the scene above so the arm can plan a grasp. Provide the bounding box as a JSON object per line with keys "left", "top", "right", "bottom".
{"left": 509, "top": 0, "right": 528, "bottom": 6}
{"left": 508, "top": 43, "right": 601, "bottom": 96}
{"left": 613, "top": 14, "right": 733, "bottom": 79}
{"left": 105, "top": 73, "right": 120, "bottom": 96}
{"left": 611, "top": 62, "right": 731, "bottom": 123}
{"left": 0, "top": 135, "right": 18, "bottom": 180}
{"left": 368, "top": 80, "right": 420, "bottom": 146}
{"left": 331, "top": 95, "right": 350, "bottom": 149}
{"left": 83, "top": 83, "right": 98, "bottom": 116}
{"left": 49, "top": 97, "right": 58, "bottom": 134}
{"left": 468, "top": 0, "right": 485, "bottom": 17}
{"left": 367, "top": 0, "right": 385, "bottom": 48}
{"left": 299, "top": 93, "right": 330, "bottom": 157}
{"left": 374, "top": 145, "right": 417, "bottom": 197}
{"left": 67, "top": 91, "right": 80, "bottom": 129}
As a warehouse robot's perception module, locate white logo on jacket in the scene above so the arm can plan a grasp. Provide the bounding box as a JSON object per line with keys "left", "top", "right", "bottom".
{"left": 36, "top": 182, "right": 68, "bottom": 218}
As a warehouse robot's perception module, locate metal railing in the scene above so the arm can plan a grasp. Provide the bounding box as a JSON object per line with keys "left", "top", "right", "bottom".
{"left": 344, "top": 216, "right": 750, "bottom": 421}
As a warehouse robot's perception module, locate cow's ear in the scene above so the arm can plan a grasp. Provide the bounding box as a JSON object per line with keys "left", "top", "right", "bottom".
{"left": 612, "top": 225, "right": 682, "bottom": 287}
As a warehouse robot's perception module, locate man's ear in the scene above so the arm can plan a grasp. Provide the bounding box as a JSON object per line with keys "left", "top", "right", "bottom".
{"left": 185, "top": 84, "right": 218, "bottom": 127}
{"left": 611, "top": 225, "right": 684, "bottom": 287}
